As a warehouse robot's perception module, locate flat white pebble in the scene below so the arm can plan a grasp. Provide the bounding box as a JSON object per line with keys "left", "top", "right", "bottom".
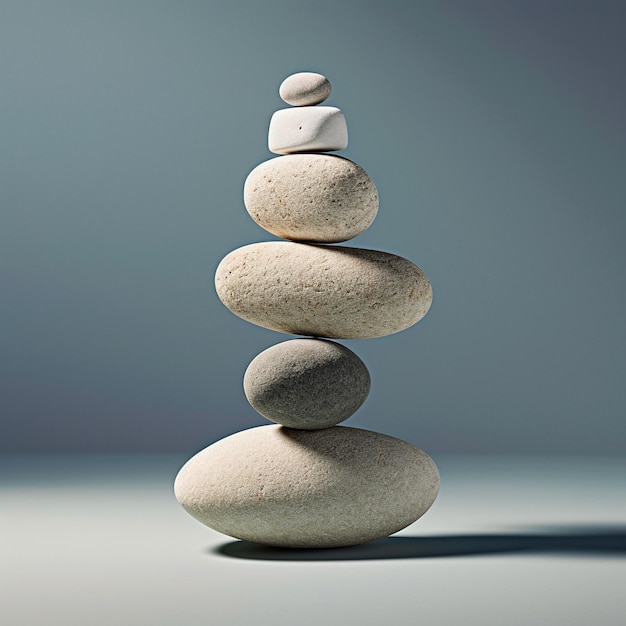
{"left": 174, "top": 425, "right": 440, "bottom": 548}
{"left": 268, "top": 106, "right": 348, "bottom": 154}
{"left": 244, "top": 338, "right": 370, "bottom": 429}
{"left": 214, "top": 241, "right": 432, "bottom": 339}
{"left": 244, "top": 154, "right": 378, "bottom": 243}
{"left": 279, "top": 72, "right": 332, "bottom": 106}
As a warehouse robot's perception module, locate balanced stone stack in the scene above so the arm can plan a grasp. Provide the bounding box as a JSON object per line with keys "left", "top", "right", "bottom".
{"left": 174, "top": 72, "right": 440, "bottom": 549}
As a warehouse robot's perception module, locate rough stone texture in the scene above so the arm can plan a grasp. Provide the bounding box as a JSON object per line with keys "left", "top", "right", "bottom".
{"left": 244, "top": 338, "right": 370, "bottom": 429}
{"left": 214, "top": 241, "right": 432, "bottom": 339}
{"left": 268, "top": 106, "right": 348, "bottom": 154}
{"left": 244, "top": 154, "right": 378, "bottom": 243}
{"left": 174, "top": 425, "right": 440, "bottom": 548}
{"left": 279, "top": 72, "right": 331, "bottom": 106}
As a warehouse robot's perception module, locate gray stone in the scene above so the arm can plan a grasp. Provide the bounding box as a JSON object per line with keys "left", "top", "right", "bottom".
{"left": 174, "top": 425, "right": 440, "bottom": 548}
{"left": 214, "top": 241, "right": 432, "bottom": 339}
{"left": 268, "top": 106, "right": 348, "bottom": 154}
{"left": 244, "top": 339, "right": 370, "bottom": 429}
{"left": 244, "top": 154, "right": 378, "bottom": 243}
{"left": 279, "top": 72, "right": 332, "bottom": 106}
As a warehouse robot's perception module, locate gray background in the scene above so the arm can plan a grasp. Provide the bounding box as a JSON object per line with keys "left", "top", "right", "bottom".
{"left": 2, "top": 0, "right": 625, "bottom": 453}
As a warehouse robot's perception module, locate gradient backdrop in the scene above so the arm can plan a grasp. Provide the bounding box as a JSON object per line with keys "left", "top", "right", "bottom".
{"left": 2, "top": 1, "right": 625, "bottom": 453}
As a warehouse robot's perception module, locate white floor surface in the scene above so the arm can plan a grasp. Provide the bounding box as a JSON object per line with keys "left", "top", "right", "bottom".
{"left": 2, "top": 453, "right": 625, "bottom": 626}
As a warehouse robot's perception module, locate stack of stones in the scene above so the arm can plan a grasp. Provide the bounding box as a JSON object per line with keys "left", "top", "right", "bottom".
{"left": 174, "top": 72, "right": 440, "bottom": 549}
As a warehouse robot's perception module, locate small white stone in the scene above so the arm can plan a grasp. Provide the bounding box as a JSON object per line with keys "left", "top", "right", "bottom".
{"left": 279, "top": 72, "right": 332, "bottom": 106}
{"left": 268, "top": 106, "right": 348, "bottom": 154}
{"left": 174, "top": 424, "right": 440, "bottom": 548}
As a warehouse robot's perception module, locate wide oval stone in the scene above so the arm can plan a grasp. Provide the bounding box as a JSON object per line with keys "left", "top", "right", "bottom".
{"left": 214, "top": 241, "right": 432, "bottom": 339}
{"left": 244, "top": 155, "right": 378, "bottom": 243}
{"left": 244, "top": 338, "right": 370, "bottom": 429}
{"left": 174, "top": 425, "right": 440, "bottom": 548}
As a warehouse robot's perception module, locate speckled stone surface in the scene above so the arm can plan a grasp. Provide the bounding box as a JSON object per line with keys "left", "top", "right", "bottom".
{"left": 214, "top": 241, "right": 432, "bottom": 339}
{"left": 174, "top": 424, "right": 440, "bottom": 548}
{"left": 268, "top": 106, "right": 348, "bottom": 154}
{"left": 243, "top": 338, "right": 370, "bottom": 429}
{"left": 279, "top": 72, "right": 331, "bottom": 106}
{"left": 244, "top": 154, "right": 378, "bottom": 243}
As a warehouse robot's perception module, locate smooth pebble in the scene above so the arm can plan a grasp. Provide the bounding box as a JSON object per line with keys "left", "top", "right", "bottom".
{"left": 214, "top": 241, "right": 432, "bottom": 339}
{"left": 244, "top": 338, "right": 370, "bottom": 429}
{"left": 244, "top": 154, "right": 378, "bottom": 243}
{"left": 268, "top": 106, "right": 348, "bottom": 154}
{"left": 279, "top": 72, "right": 331, "bottom": 106}
{"left": 174, "top": 424, "right": 440, "bottom": 548}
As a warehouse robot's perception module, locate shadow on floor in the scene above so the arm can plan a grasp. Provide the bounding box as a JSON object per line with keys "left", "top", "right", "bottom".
{"left": 213, "top": 525, "right": 626, "bottom": 561}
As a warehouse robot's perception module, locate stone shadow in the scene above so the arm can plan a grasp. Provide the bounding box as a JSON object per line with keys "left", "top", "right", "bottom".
{"left": 213, "top": 525, "right": 626, "bottom": 561}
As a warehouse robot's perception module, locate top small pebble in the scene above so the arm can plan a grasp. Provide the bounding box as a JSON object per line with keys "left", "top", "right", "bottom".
{"left": 279, "top": 72, "right": 332, "bottom": 106}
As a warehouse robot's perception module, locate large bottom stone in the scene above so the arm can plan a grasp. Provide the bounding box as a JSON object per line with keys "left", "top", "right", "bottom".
{"left": 174, "top": 425, "right": 439, "bottom": 548}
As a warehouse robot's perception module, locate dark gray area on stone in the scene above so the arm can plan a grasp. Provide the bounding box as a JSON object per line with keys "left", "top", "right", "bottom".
{"left": 243, "top": 339, "right": 371, "bottom": 429}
